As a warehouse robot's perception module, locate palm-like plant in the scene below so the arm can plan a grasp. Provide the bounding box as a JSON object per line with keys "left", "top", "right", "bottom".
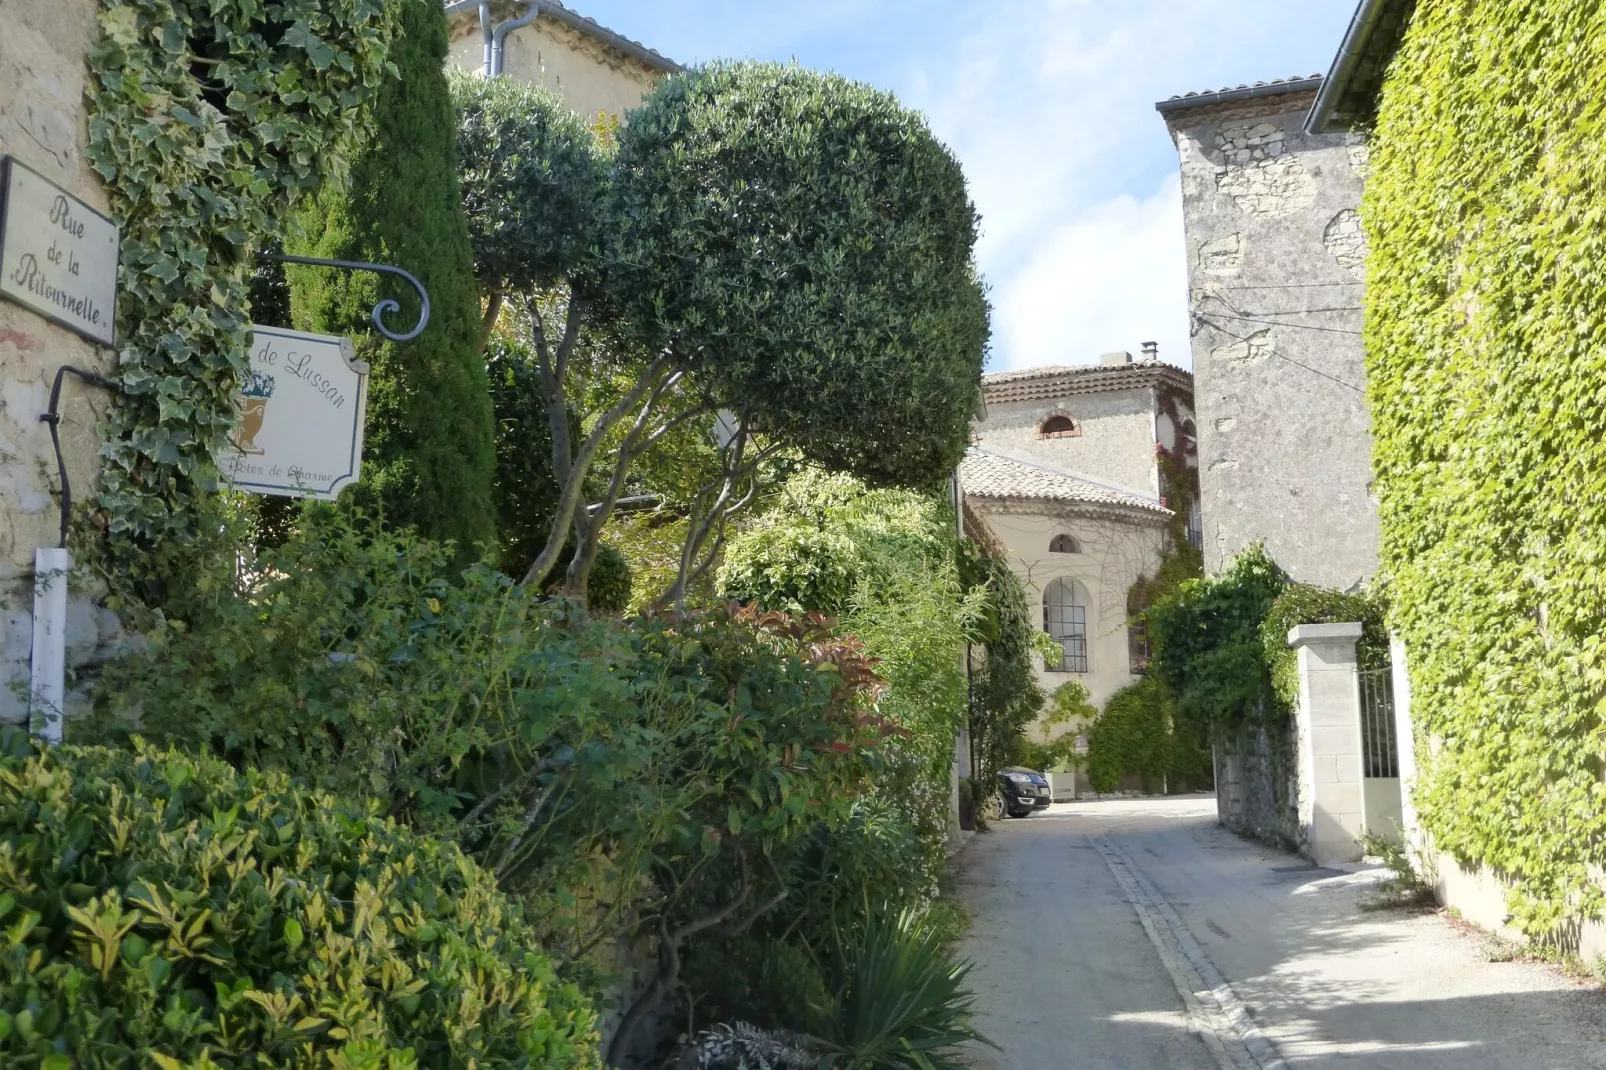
{"left": 816, "top": 910, "right": 994, "bottom": 1070}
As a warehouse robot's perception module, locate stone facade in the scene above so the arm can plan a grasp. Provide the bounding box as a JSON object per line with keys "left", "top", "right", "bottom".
{"left": 0, "top": 0, "right": 126, "bottom": 726}
{"left": 1158, "top": 79, "right": 1381, "bottom": 590}
{"left": 963, "top": 357, "right": 1197, "bottom": 723}
{"left": 446, "top": 3, "right": 675, "bottom": 120}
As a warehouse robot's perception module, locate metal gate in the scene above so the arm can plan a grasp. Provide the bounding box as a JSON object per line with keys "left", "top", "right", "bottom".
{"left": 1357, "top": 668, "right": 1399, "bottom": 778}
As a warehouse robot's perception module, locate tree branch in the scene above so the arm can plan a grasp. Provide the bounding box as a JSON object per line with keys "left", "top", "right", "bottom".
{"left": 520, "top": 355, "right": 673, "bottom": 588}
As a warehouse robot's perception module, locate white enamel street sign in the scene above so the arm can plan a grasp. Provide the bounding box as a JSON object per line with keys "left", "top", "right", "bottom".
{"left": 224, "top": 326, "right": 370, "bottom": 500}
{"left": 0, "top": 156, "right": 120, "bottom": 346}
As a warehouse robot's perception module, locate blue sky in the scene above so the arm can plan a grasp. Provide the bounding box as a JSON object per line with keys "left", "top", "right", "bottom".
{"left": 573, "top": 1, "right": 1357, "bottom": 372}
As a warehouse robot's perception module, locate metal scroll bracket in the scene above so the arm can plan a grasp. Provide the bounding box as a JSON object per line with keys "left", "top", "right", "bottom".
{"left": 259, "top": 253, "right": 432, "bottom": 342}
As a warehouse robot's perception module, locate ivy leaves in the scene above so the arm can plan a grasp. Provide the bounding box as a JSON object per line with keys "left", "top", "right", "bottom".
{"left": 1364, "top": 0, "right": 1606, "bottom": 935}
{"left": 84, "top": 0, "right": 394, "bottom": 566}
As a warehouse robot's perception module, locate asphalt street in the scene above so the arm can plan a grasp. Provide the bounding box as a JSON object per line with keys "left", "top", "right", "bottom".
{"left": 956, "top": 796, "right": 1606, "bottom": 1070}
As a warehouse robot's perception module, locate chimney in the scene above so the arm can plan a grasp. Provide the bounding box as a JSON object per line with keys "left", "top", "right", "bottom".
{"left": 1099, "top": 350, "right": 1133, "bottom": 367}
{"left": 1141, "top": 341, "right": 1158, "bottom": 361}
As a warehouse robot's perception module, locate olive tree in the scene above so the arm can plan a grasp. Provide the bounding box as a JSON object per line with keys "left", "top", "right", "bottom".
{"left": 453, "top": 62, "right": 988, "bottom": 605}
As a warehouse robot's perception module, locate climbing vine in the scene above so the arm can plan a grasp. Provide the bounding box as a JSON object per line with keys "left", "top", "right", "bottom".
{"left": 1364, "top": 0, "right": 1606, "bottom": 934}
{"left": 84, "top": 0, "right": 394, "bottom": 574}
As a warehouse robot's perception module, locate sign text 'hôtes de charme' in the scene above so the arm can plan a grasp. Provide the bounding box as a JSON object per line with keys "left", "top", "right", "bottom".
{"left": 223, "top": 326, "right": 370, "bottom": 501}
{"left": 0, "top": 157, "right": 119, "bottom": 347}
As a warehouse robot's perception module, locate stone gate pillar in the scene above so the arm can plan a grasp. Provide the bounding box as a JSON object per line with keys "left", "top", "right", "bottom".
{"left": 1288, "top": 622, "right": 1366, "bottom": 865}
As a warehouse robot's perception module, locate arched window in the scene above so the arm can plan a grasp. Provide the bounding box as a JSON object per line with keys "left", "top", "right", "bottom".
{"left": 1043, "top": 578, "right": 1089, "bottom": 673}
{"left": 1049, "top": 534, "right": 1080, "bottom": 554}
{"left": 1038, "top": 413, "right": 1079, "bottom": 439}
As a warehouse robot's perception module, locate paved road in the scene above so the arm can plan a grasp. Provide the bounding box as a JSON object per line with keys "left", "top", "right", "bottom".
{"left": 956, "top": 796, "right": 1606, "bottom": 1070}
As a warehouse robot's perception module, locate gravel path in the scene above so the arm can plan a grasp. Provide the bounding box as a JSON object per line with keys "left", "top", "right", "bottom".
{"left": 956, "top": 795, "right": 1606, "bottom": 1069}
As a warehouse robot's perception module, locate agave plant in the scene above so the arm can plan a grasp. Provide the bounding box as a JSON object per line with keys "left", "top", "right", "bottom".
{"left": 815, "top": 910, "right": 994, "bottom": 1070}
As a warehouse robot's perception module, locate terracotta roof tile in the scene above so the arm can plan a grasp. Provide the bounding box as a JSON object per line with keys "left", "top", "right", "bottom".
{"left": 960, "top": 447, "right": 1171, "bottom": 516}
{"left": 982, "top": 360, "right": 1192, "bottom": 406}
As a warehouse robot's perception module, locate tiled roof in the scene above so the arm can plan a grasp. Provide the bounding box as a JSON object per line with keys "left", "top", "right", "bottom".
{"left": 1155, "top": 75, "right": 1322, "bottom": 115}
{"left": 538, "top": 1, "right": 680, "bottom": 72}
{"left": 445, "top": 1, "right": 682, "bottom": 73}
{"left": 959, "top": 447, "right": 1171, "bottom": 516}
{"left": 982, "top": 360, "right": 1192, "bottom": 406}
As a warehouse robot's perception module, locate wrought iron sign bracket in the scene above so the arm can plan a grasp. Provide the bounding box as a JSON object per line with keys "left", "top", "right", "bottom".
{"left": 258, "top": 253, "right": 431, "bottom": 342}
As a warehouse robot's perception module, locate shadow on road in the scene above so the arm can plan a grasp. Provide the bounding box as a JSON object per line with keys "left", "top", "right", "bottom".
{"left": 956, "top": 796, "right": 1606, "bottom": 1069}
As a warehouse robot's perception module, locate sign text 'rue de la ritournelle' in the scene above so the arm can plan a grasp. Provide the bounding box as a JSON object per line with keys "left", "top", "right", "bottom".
{"left": 0, "top": 157, "right": 119, "bottom": 347}
{"left": 224, "top": 326, "right": 370, "bottom": 501}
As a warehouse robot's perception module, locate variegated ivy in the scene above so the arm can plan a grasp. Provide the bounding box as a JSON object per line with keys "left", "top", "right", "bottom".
{"left": 84, "top": 0, "right": 395, "bottom": 572}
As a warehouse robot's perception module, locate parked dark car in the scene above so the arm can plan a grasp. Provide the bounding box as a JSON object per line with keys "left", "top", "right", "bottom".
{"left": 995, "top": 766, "right": 1052, "bottom": 817}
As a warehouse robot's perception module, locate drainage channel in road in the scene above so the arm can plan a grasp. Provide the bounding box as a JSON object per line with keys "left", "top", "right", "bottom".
{"left": 1091, "top": 833, "right": 1288, "bottom": 1070}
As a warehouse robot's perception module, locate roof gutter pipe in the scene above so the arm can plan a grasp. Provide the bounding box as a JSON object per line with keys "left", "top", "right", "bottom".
{"left": 1304, "top": 0, "right": 1388, "bottom": 134}
{"left": 490, "top": 2, "right": 540, "bottom": 77}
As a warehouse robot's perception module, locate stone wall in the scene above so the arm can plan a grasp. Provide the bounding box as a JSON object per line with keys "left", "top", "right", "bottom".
{"left": 1161, "top": 89, "right": 1381, "bottom": 590}
{"left": 975, "top": 387, "right": 1162, "bottom": 499}
{"left": 1213, "top": 711, "right": 1300, "bottom": 849}
{"left": 0, "top": 0, "right": 125, "bottom": 726}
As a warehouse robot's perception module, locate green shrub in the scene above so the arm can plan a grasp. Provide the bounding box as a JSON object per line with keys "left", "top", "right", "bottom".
{"left": 816, "top": 911, "right": 989, "bottom": 1070}
{"left": 588, "top": 544, "right": 633, "bottom": 614}
{"left": 1086, "top": 679, "right": 1163, "bottom": 793}
{"left": 1147, "top": 543, "right": 1287, "bottom": 735}
{"left": 0, "top": 732, "right": 599, "bottom": 1069}
{"left": 1260, "top": 584, "right": 1388, "bottom": 713}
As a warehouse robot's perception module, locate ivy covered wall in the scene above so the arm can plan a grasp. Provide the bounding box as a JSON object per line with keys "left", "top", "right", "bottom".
{"left": 1365, "top": 0, "right": 1606, "bottom": 932}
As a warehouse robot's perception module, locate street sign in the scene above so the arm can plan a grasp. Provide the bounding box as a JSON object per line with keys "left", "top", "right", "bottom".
{"left": 0, "top": 156, "right": 120, "bottom": 347}
{"left": 223, "top": 326, "right": 369, "bottom": 500}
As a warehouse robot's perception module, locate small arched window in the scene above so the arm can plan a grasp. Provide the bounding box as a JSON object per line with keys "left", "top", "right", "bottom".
{"left": 1038, "top": 413, "right": 1079, "bottom": 439}
{"left": 1043, "top": 578, "right": 1089, "bottom": 674}
{"left": 1181, "top": 418, "right": 1198, "bottom": 450}
{"left": 1049, "top": 534, "right": 1080, "bottom": 554}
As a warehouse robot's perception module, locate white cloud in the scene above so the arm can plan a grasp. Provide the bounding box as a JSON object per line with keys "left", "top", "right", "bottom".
{"left": 992, "top": 173, "right": 1189, "bottom": 370}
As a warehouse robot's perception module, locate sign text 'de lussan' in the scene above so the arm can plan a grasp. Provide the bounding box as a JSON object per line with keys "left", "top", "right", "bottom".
{"left": 0, "top": 157, "right": 119, "bottom": 347}
{"left": 223, "top": 326, "right": 369, "bottom": 501}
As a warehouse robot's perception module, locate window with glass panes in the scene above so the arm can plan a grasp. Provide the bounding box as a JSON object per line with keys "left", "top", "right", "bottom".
{"left": 1043, "top": 578, "right": 1088, "bottom": 673}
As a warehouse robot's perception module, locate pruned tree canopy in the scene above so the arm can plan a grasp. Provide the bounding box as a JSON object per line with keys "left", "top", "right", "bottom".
{"left": 608, "top": 62, "right": 989, "bottom": 488}
{"left": 451, "top": 61, "right": 989, "bottom": 599}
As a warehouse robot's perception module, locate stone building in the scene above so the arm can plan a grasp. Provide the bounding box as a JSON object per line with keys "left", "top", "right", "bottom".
{"left": 444, "top": 0, "right": 681, "bottom": 119}
{"left": 1156, "top": 76, "right": 1380, "bottom": 590}
{"left": 0, "top": 0, "right": 127, "bottom": 727}
{"left": 961, "top": 352, "right": 1197, "bottom": 717}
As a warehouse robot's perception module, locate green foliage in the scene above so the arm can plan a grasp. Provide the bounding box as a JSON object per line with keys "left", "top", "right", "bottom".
{"left": 289, "top": 0, "right": 495, "bottom": 553}
{"left": 587, "top": 544, "right": 632, "bottom": 614}
{"left": 1365, "top": 0, "right": 1606, "bottom": 933}
{"left": 84, "top": 0, "right": 394, "bottom": 569}
{"left": 967, "top": 556, "right": 1045, "bottom": 789}
{"left": 0, "top": 731, "right": 599, "bottom": 1068}
{"left": 1018, "top": 681, "right": 1094, "bottom": 773}
{"left": 1147, "top": 543, "right": 1287, "bottom": 735}
{"left": 1260, "top": 584, "right": 1389, "bottom": 713}
{"left": 814, "top": 911, "right": 990, "bottom": 1070}
{"left": 1085, "top": 678, "right": 1209, "bottom": 794}
{"left": 85, "top": 503, "right": 894, "bottom": 1031}
{"left": 485, "top": 334, "right": 568, "bottom": 576}
{"left": 609, "top": 62, "right": 989, "bottom": 489}
{"left": 451, "top": 70, "right": 608, "bottom": 295}
{"left": 719, "top": 472, "right": 984, "bottom": 865}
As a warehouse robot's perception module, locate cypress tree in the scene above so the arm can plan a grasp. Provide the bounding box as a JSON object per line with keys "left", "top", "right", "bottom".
{"left": 288, "top": 0, "right": 496, "bottom": 553}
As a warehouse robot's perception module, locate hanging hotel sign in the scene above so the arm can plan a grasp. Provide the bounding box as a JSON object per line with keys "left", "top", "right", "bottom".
{"left": 0, "top": 156, "right": 120, "bottom": 347}
{"left": 223, "top": 326, "right": 369, "bottom": 500}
